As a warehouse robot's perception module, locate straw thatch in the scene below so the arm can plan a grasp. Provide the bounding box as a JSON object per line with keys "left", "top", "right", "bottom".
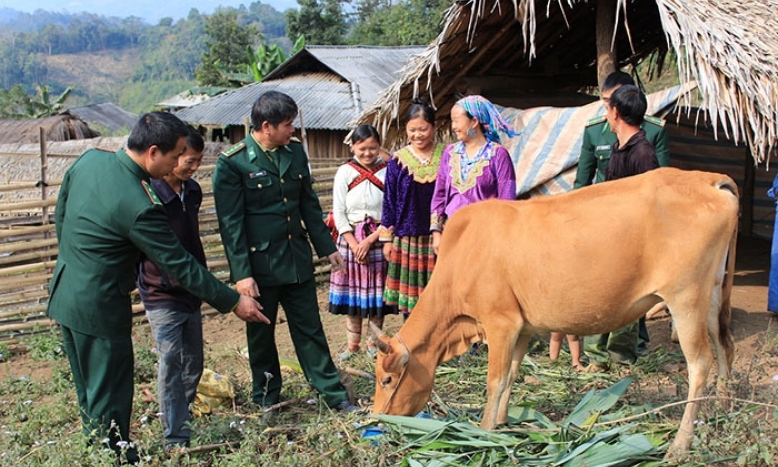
{"left": 360, "top": 0, "right": 778, "bottom": 163}
{"left": 0, "top": 113, "right": 101, "bottom": 145}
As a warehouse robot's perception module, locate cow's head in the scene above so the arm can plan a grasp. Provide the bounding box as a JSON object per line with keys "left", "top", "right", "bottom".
{"left": 371, "top": 323, "right": 432, "bottom": 416}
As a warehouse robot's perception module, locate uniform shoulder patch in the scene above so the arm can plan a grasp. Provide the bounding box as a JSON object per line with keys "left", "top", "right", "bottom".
{"left": 141, "top": 180, "right": 162, "bottom": 205}
{"left": 644, "top": 114, "right": 666, "bottom": 127}
{"left": 586, "top": 116, "right": 607, "bottom": 126}
{"left": 222, "top": 142, "right": 246, "bottom": 158}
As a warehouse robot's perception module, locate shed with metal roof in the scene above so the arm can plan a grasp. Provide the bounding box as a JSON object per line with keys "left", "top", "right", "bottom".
{"left": 175, "top": 45, "right": 424, "bottom": 160}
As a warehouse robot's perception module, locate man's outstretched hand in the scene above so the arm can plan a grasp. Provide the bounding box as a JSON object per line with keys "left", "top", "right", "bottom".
{"left": 232, "top": 294, "right": 270, "bottom": 324}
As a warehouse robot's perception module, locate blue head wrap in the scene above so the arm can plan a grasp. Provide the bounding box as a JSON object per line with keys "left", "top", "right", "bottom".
{"left": 456, "top": 95, "right": 520, "bottom": 143}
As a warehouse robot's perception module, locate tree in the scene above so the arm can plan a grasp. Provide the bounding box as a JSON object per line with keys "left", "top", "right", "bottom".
{"left": 29, "top": 84, "right": 72, "bottom": 117}
{"left": 286, "top": 0, "right": 347, "bottom": 45}
{"left": 0, "top": 84, "right": 31, "bottom": 118}
{"left": 250, "top": 35, "right": 305, "bottom": 81}
{"left": 348, "top": 0, "right": 446, "bottom": 45}
{"left": 195, "top": 10, "right": 258, "bottom": 86}
{"left": 0, "top": 84, "right": 71, "bottom": 118}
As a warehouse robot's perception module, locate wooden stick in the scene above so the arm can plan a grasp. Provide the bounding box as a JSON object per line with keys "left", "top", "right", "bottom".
{"left": 343, "top": 367, "right": 375, "bottom": 381}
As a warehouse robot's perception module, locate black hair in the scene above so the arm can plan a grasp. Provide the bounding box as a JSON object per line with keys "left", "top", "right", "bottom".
{"left": 185, "top": 125, "right": 205, "bottom": 153}
{"left": 251, "top": 91, "right": 298, "bottom": 129}
{"left": 127, "top": 111, "right": 190, "bottom": 154}
{"left": 602, "top": 71, "right": 635, "bottom": 92}
{"left": 349, "top": 123, "right": 381, "bottom": 146}
{"left": 608, "top": 84, "right": 647, "bottom": 126}
{"left": 405, "top": 98, "right": 436, "bottom": 126}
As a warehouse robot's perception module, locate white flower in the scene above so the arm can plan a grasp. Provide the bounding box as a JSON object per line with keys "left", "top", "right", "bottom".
{"left": 772, "top": 374, "right": 778, "bottom": 382}
{"left": 23, "top": 400, "right": 33, "bottom": 405}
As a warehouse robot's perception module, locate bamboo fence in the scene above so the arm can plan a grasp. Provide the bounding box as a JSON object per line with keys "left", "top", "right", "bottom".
{"left": 0, "top": 138, "right": 339, "bottom": 344}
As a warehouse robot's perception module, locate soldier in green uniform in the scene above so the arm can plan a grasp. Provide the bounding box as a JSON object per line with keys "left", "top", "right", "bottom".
{"left": 47, "top": 112, "right": 269, "bottom": 463}
{"left": 212, "top": 91, "right": 357, "bottom": 413}
{"left": 574, "top": 71, "right": 670, "bottom": 370}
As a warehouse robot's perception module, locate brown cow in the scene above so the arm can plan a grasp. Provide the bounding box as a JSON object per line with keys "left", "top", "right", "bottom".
{"left": 372, "top": 168, "right": 738, "bottom": 458}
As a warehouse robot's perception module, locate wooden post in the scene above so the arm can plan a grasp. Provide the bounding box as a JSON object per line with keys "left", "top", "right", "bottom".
{"left": 298, "top": 109, "right": 310, "bottom": 158}
{"left": 596, "top": 0, "right": 617, "bottom": 89}
{"left": 742, "top": 147, "right": 755, "bottom": 237}
{"left": 39, "top": 127, "right": 49, "bottom": 231}
{"left": 244, "top": 116, "right": 250, "bottom": 143}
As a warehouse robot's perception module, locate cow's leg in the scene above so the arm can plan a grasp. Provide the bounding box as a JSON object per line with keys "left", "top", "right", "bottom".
{"left": 665, "top": 292, "right": 715, "bottom": 458}
{"left": 481, "top": 324, "right": 522, "bottom": 430}
{"left": 495, "top": 332, "right": 532, "bottom": 425}
{"left": 706, "top": 292, "right": 730, "bottom": 398}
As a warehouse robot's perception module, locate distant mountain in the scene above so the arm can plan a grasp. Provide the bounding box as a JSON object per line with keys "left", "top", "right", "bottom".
{"left": 0, "top": 0, "right": 298, "bottom": 25}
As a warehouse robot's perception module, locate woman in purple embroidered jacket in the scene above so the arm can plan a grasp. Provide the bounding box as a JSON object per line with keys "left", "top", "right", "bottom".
{"left": 329, "top": 124, "right": 396, "bottom": 361}
{"left": 430, "top": 95, "right": 519, "bottom": 254}
{"left": 380, "top": 98, "right": 444, "bottom": 318}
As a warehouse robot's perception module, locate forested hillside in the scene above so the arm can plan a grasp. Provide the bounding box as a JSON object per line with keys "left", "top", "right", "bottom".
{"left": 0, "top": 0, "right": 449, "bottom": 116}
{"left": 0, "top": 4, "right": 288, "bottom": 114}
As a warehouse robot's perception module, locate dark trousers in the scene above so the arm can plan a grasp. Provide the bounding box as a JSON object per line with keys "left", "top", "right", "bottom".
{"left": 584, "top": 320, "right": 639, "bottom": 365}
{"left": 60, "top": 324, "right": 137, "bottom": 459}
{"left": 247, "top": 278, "right": 348, "bottom": 407}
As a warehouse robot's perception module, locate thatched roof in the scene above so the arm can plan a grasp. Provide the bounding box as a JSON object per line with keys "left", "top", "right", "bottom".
{"left": 360, "top": 0, "right": 778, "bottom": 163}
{"left": 0, "top": 113, "right": 101, "bottom": 145}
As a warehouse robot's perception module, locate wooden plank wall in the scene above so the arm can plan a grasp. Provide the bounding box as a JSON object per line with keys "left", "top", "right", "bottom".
{"left": 665, "top": 110, "right": 775, "bottom": 240}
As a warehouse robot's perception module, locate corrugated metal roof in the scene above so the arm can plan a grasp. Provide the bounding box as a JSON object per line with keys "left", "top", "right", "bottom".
{"left": 157, "top": 92, "right": 213, "bottom": 109}
{"left": 67, "top": 103, "right": 138, "bottom": 133}
{"left": 177, "top": 46, "right": 424, "bottom": 130}
{"left": 301, "top": 46, "right": 425, "bottom": 107}
{"left": 176, "top": 73, "right": 357, "bottom": 130}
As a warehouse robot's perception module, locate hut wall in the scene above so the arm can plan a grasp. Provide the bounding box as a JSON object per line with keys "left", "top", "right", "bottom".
{"left": 221, "top": 126, "right": 349, "bottom": 160}
{"left": 305, "top": 129, "right": 350, "bottom": 160}
{"left": 665, "top": 110, "right": 773, "bottom": 240}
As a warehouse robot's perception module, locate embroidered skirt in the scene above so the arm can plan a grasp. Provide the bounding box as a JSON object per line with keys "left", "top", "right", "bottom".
{"left": 382, "top": 234, "right": 437, "bottom": 315}
{"left": 329, "top": 219, "right": 395, "bottom": 318}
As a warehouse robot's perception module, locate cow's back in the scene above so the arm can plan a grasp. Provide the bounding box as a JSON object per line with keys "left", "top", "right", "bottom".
{"left": 435, "top": 168, "right": 739, "bottom": 335}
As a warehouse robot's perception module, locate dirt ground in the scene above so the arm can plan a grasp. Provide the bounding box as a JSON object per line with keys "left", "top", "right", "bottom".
{"left": 3, "top": 235, "right": 777, "bottom": 391}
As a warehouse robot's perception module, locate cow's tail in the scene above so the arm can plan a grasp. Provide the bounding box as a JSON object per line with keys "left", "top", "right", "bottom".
{"left": 717, "top": 179, "right": 738, "bottom": 376}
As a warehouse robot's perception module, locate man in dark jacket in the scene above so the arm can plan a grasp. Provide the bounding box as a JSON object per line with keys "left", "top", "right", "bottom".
{"left": 137, "top": 126, "right": 207, "bottom": 449}
{"left": 584, "top": 84, "right": 660, "bottom": 371}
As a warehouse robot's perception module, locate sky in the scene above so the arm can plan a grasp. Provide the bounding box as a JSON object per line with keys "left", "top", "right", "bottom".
{"left": 0, "top": 0, "right": 298, "bottom": 23}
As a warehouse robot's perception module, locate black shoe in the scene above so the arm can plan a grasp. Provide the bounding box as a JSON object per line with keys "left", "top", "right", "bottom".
{"left": 334, "top": 401, "right": 360, "bottom": 413}
{"left": 637, "top": 343, "right": 649, "bottom": 357}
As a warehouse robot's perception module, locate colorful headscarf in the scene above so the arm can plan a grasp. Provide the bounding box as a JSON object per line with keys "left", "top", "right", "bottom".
{"left": 456, "top": 95, "right": 520, "bottom": 143}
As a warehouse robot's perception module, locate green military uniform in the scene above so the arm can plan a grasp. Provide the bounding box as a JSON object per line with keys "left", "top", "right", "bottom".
{"left": 575, "top": 115, "right": 669, "bottom": 365}
{"left": 47, "top": 148, "right": 241, "bottom": 459}
{"left": 574, "top": 115, "right": 669, "bottom": 188}
{"left": 212, "top": 135, "right": 349, "bottom": 407}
